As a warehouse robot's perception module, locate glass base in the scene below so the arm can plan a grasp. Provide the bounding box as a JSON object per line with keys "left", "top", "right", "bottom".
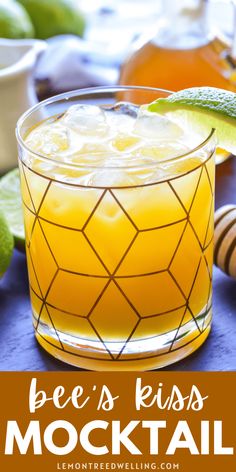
{"left": 35, "top": 308, "right": 212, "bottom": 371}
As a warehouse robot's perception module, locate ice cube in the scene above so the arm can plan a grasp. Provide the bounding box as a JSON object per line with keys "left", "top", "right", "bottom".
{"left": 87, "top": 169, "right": 136, "bottom": 189}
{"left": 61, "top": 104, "right": 109, "bottom": 136}
{"left": 79, "top": 142, "right": 112, "bottom": 155}
{"left": 26, "top": 124, "right": 70, "bottom": 156}
{"left": 134, "top": 141, "right": 189, "bottom": 161}
{"left": 102, "top": 102, "right": 138, "bottom": 135}
{"left": 133, "top": 109, "right": 184, "bottom": 140}
{"left": 104, "top": 102, "right": 139, "bottom": 118}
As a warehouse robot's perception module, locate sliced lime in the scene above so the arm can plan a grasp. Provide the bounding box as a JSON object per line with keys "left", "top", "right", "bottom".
{"left": 147, "top": 87, "right": 236, "bottom": 155}
{"left": 0, "top": 210, "right": 14, "bottom": 278}
{"left": 0, "top": 169, "right": 25, "bottom": 252}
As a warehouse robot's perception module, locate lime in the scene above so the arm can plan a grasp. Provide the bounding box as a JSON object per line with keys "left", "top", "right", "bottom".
{"left": 0, "top": 210, "right": 14, "bottom": 278}
{"left": 0, "top": 169, "right": 25, "bottom": 252}
{"left": 147, "top": 87, "right": 236, "bottom": 155}
{"left": 18, "top": 0, "right": 86, "bottom": 39}
{"left": 0, "top": 0, "right": 34, "bottom": 39}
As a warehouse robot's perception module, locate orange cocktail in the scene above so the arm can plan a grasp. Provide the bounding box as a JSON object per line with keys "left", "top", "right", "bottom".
{"left": 17, "top": 87, "right": 216, "bottom": 370}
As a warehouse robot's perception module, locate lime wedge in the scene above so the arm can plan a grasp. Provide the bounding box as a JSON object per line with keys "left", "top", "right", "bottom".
{"left": 0, "top": 169, "right": 25, "bottom": 252}
{"left": 0, "top": 210, "right": 14, "bottom": 278}
{"left": 147, "top": 87, "right": 236, "bottom": 155}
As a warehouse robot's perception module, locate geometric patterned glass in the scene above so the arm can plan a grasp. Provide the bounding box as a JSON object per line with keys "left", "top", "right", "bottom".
{"left": 16, "top": 87, "right": 216, "bottom": 370}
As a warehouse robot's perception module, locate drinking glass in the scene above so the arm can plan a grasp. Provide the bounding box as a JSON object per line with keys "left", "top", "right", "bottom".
{"left": 16, "top": 86, "right": 216, "bottom": 370}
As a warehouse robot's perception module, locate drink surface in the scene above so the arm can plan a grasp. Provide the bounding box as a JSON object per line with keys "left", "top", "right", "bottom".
{"left": 25, "top": 102, "right": 195, "bottom": 175}
{"left": 20, "top": 102, "right": 214, "bottom": 370}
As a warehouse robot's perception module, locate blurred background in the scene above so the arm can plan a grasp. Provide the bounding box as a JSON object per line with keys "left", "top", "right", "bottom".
{"left": 38, "top": 0, "right": 236, "bottom": 98}
{"left": 0, "top": 0, "right": 236, "bottom": 98}
{"left": 0, "top": 0, "right": 236, "bottom": 169}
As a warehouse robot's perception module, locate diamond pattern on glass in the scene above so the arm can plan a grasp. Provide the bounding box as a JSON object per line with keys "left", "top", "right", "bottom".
{"left": 188, "top": 257, "right": 212, "bottom": 320}
{"left": 19, "top": 161, "right": 35, "bottom": 213}
{"left": 189, "top": 167, "right": 213, "bottom": 248}
{"left": 89, "top": 281, "right": 139, "bottom": 341}
{"left": 47, "top": 305, "right": 101, "bottom": 343}
{"left": 28, "top": 221, "right": 58, "bottom": 297}
{"left": 84, "top": 190, "right": 137, "bottom": 273}
{"left": 116, "top": 220, "right": 187, "bottom": 275}
{"left": 40, "top": 221, "right": 108, "bottom": 276}
{"left": 130, "top": 306, "right": 187, "bottom": 339}
{"left": 112, "top": 182, "right": 187, "bottom": 229}
{"left": 169, "top": 224, "right": 202, "bottom": 297}
{"left": 23, "top": 206, "right": 37, "bottom": 247}
{"left": 36, "top": 306, "right": 63, "bottom": 349}
{"left": 117, "top": 272, "right": 186, "bottom": 317}
{"left": 39, "top": 182, "right": 104, "bottom": 229}
{"left": 22, "top": 164, "right": 51, "bottom": 213}
{"left": 170, "top": 308, "right": 204, "bottom": 351}
{"left": 170, "top": 166, "right": 202, "bottom": 213}
{"left": 21, "top": 151, "right": 214, "bottom": 362}
{"left": 46, "top": 271, "right": 109, "bottom": 317}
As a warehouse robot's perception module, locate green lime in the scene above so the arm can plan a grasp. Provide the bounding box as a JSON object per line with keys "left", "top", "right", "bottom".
{"left": 0, "top": 0, "right": 34, "bottom": 39}
{"left": 18, "top": 0, "right": 86, "bottom": 39}
{"left": 0, "top": 169, "right": 25, "bottom": 252}
{"left": 147, "top": 87, "right": 236, "bottom": 155}
{"left": 0, "top": 210, "right": 14, "bottom": 278}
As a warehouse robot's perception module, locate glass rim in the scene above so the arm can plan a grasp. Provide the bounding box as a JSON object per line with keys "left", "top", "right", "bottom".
{"left": 16, "top": 85, "right": 216, "bottom": 170}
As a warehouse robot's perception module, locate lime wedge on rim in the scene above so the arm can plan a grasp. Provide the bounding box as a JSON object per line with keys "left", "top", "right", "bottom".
{"left": 0, "top": 210, "right": 14, "bottom": 278}
{"left": 147, "top": 87, "right": 236, "bottom": 155}
{"left": 0, "top": 169, "right": 25, "bottom": 252}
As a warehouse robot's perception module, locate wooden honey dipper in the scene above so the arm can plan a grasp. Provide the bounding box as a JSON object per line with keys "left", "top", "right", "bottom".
{"left": 214, "top": 205, "right": 236, "bottom": 278}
